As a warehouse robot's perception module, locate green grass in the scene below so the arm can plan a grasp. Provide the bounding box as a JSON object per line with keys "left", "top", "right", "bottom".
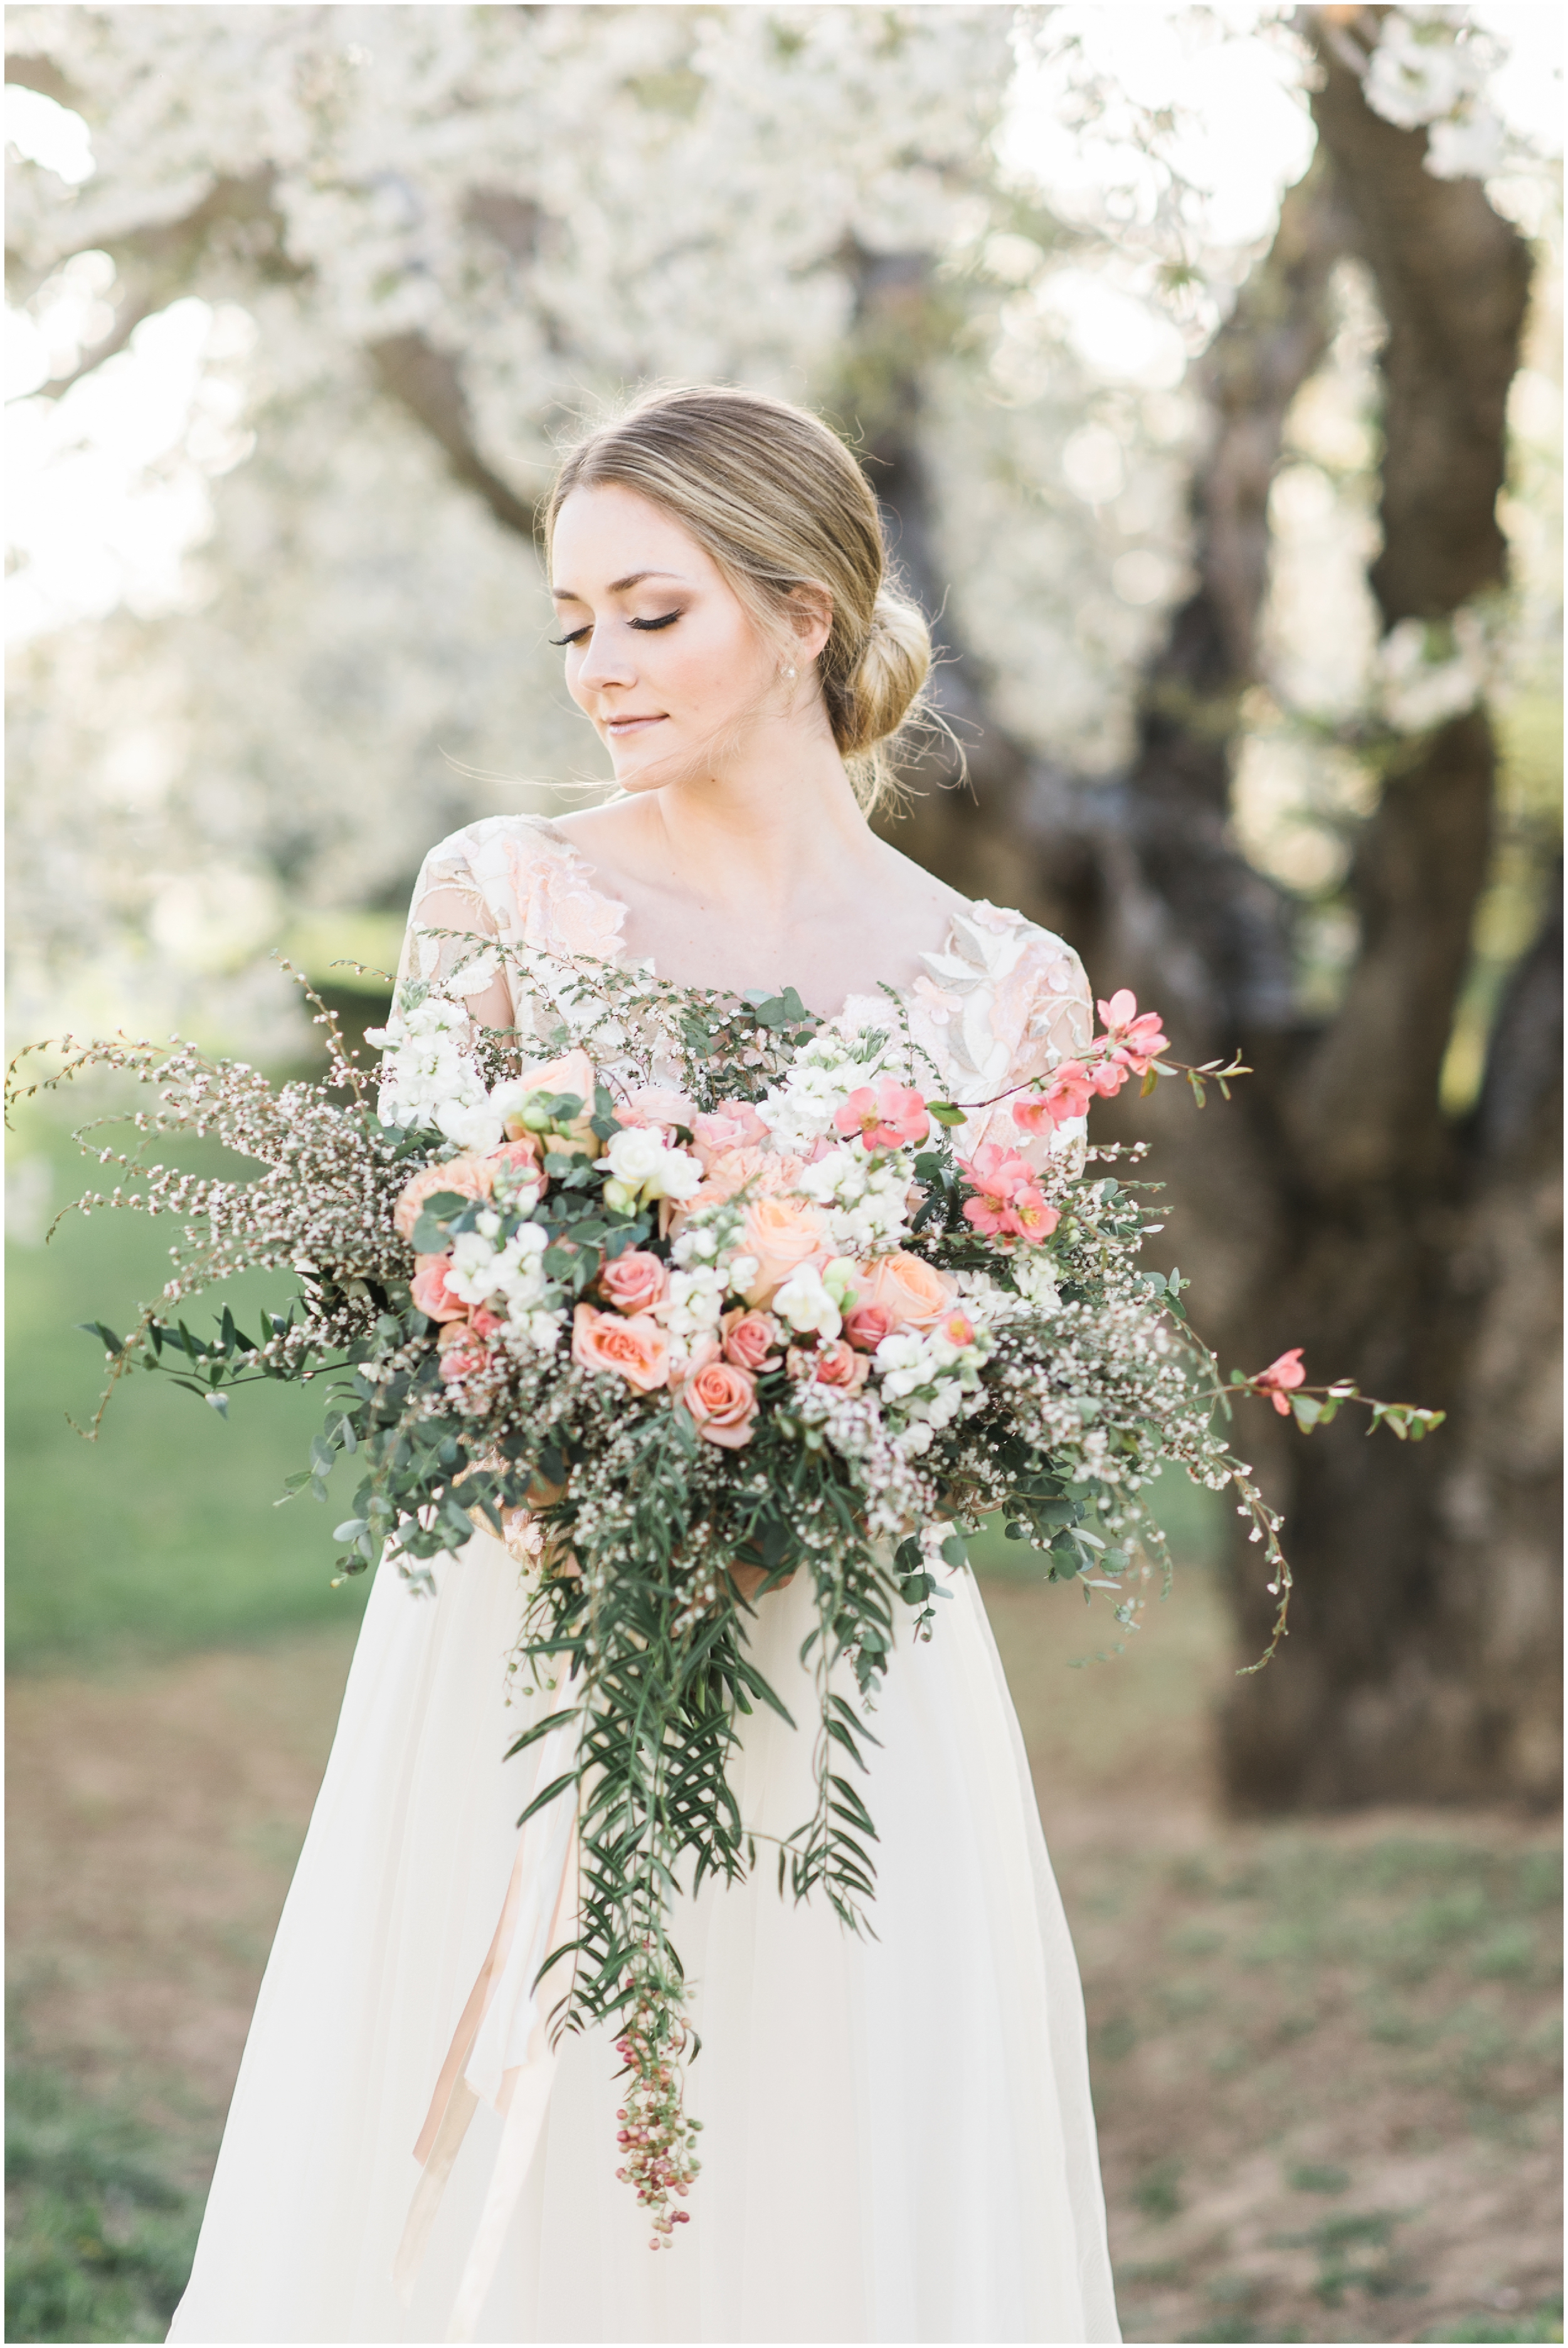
{"left": 1421, "top": 2307, "right": 1564, "bottom": 2344}
{"left": 4, "top": 2065, "right": 204, "bottom": 2344}
{"left": 967, "top": 1460, "right": 1223, "bottom": 1582}
{"left": 6, "top": 1114, "right": 369, "bottom": 1669}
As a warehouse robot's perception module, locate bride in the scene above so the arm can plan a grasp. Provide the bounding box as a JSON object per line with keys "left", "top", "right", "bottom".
{"left": 168, "top": 385, "right": 1121, "bottom": 2345}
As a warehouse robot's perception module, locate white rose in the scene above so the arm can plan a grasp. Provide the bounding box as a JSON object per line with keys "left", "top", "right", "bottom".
{"left": 646, "top": 1147, "right": 703, "bottom": 1203}
{"left": 602, "top": 1127, "right": 667, "bottom": 1186}
{"left": 436, "top": 1098, "right": 504, "bottom": 1152}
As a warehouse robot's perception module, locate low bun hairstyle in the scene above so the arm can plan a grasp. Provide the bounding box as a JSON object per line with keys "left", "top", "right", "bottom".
{"left": 545, "top": 385, "right": 931, "bottom": 813}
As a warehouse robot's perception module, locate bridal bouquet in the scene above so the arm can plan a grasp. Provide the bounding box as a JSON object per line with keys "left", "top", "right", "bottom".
{"left": 12, "top": 935, "right": 1439, "bottom": 2245}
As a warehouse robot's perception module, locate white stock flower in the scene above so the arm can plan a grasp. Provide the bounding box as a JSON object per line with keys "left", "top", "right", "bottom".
{"left": 1010, "top": 1251, "right": 1063, "bottom": 1315}
{"left": 665, "top": 1263, "right": 727, "bottom": 1339}
{"left": 773, "top": 1264, "right": 844, "bottom": 1339}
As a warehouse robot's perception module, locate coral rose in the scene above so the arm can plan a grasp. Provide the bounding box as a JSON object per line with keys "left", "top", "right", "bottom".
{"left": 393, "top": 1155, "right": 495, "bottom": 1243}
{"left": 844, "top": 1302, "right": 895, "bottom": 1352}
{"left": 739, "top": 1193, "right": 827, "bottom": 1305}
{"left": 856, "top": 1250, "right": 957, "bottom": 1331}
{"left": 786, "top": 1338, "right": 868, "bottom": 1392}
{"left": 721, "top": 1307, "right": 783, "bottom": 1372}
{"left": 596, "top": 1248, "right": 669, "bottom": 1314}
{"left": 411, "top": 1254, "right": 469, "bottom": 1322}
{"left": 679, "top": 1357, "right": 759, "bottom": 1448}
{"left": 571, "top": 1302, "right": 670, "bottom": 1393}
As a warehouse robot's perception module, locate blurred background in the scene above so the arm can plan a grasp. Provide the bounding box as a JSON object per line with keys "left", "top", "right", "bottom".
{"left": 4, "top": 4, "right": 1561, "bottom": 2341}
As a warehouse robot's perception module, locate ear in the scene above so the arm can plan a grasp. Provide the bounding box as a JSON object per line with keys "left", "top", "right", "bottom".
{"left": 784, "top": 583, "right": 834, "bottom": 666}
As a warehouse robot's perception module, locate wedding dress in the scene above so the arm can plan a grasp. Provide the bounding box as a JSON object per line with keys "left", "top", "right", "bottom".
{"left": 168, "top": 815, "right": 1121, "bottom": 2345}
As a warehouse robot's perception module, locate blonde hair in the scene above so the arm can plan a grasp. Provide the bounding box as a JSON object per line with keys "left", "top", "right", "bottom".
{"left": 544, "top": 384, "right": 931, "bottom": 814}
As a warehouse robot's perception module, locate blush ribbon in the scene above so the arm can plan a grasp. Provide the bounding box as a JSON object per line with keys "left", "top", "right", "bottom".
{"left": 393, "top": 1692, "right": 581, "bottom": 2342}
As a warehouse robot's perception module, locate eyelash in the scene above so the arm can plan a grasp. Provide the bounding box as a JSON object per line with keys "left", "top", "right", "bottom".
{"left": 549, "top": 610, "right": 682, "bottom": 647}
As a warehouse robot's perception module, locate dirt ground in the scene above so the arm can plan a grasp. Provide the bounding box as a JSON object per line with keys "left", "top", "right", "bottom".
{"left": 6, "top": 1574, "right": 1561, "bottom": 2345}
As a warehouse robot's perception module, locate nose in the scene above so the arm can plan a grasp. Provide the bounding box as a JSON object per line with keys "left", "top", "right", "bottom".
{"left": 575, "top": 619, "right": 637, "bottom": 698}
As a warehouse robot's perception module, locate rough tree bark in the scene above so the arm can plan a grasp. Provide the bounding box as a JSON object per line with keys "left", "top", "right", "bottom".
{"left": 856, "top": 34, "right": 1556, "bottom": 1807}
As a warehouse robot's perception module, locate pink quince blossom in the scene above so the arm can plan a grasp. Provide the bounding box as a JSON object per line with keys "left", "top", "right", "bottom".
{"left": 1254, "top": 1348, "right": 1306, "bottom": 1415}
{"left": 958, "top": 1142, "right": 1034, "bottom": 1202}
{"left": 1095, "top": 989, "right": 1170, "bottom": 1076}
{"left": 1010, "top": 1186, "right": 1060, "bottom": 1241}
{"left": 834, "top": 1078, "right": 931, "bottom": 1151}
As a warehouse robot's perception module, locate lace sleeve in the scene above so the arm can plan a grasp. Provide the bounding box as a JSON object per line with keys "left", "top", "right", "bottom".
{"left": 394, "top": 849, "right": 515, "bottom": 1034}
{"left": 1004, "top": 933, "right": 1094, "bottom": 1178}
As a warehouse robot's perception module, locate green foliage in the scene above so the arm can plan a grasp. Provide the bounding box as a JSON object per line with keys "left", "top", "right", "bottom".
{"left": 4, "top": 2066, "right": 201, "bottom": 2344}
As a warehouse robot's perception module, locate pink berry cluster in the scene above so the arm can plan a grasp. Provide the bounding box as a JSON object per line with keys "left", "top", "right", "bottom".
{"left": 613, "top": 1970, "right": 702, "bottom": 2249}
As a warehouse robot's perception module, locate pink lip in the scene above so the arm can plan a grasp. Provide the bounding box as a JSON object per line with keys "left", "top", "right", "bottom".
{"left": 605, "top": 715, "right": 667, "bottom": 736}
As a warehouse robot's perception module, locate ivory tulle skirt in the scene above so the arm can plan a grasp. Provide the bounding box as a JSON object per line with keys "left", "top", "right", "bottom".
{"left": 167, "top": 1538, "right": 1120, "bottom": 2344}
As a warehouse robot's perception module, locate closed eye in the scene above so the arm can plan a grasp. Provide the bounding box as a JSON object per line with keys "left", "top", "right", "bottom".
{"left": 549, "top": 608, "right": 681, "bottom": 648}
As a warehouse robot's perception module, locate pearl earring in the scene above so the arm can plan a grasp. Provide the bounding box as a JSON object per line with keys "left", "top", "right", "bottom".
{"left": 784, "top": 665, "right": 797, "bottom": 679}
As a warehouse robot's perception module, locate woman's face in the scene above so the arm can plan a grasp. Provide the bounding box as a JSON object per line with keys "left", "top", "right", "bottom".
{"left": 549, "top": 483, "right": 788, "bottom": 790}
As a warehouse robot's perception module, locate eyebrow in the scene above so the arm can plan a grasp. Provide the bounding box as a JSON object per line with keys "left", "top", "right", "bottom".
{"left": 549, "top": 569, "right": 689, "bottom": 603}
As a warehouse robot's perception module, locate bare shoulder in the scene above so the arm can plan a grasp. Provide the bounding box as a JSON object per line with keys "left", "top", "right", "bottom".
{"left": 546, "top": 796, "right": 649, "bottom": 862}
{"left": 869, "top": 834, "right": 970, "bottom": 928}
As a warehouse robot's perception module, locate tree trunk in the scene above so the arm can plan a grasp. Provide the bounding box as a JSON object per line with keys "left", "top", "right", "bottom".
{"left": 867, "top": 35, "right": 1554, "bottom": 1808}
{"left": 1176, "top": 21, "right": 1549, "bottom": 1807}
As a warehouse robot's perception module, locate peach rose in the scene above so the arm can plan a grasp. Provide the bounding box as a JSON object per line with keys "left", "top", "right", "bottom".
{"left": 571, "top": 1302, "right": 669, "bottom": 1393}
{"left": 739, "top": 1193, "right": 827, "bottom": 1305}
{"left": 393, "top": 1155, "right": 495, "bottom": 1243}
{"left": 857, "top": 1250, "right": 957, "bottom": 1331}
{"left": 689, "top": 1145, "right": 807, "bottom": 1210}
{"left": 439, "top": 1331, "right": 489, "bottom": 1381}
{"left": 615, "top": 1085, "right": 697, "bottom": 1134}
{"left": 596, "top": 1248, "right": 670, "bottom": 1314}
{"left": 679, "top": 1356, "right": 759, "bottom": 1448}
{"left": 691, "top": 1102, "right": 770, "bottom": 1169}
{"left": 721, "top": 1307, "right": 783, "bottom": 1372}
{"left": 516, "top": 1046, "right": 596, "bottom": 1106}
{"left": 844, "top": 1302, "right": 895, "bottom": 1352}
{"left": 499, "top": 1048, "right": 599, "bottom": 1144}
{"left": 786, "top": 1338, "right": 869, "bottom": 1392}
{"left": 411, "top": 1254, "right": 469, "bottom": 1322}
{"left": 484, "top": 1136, "right": 543, "bottom": 1194}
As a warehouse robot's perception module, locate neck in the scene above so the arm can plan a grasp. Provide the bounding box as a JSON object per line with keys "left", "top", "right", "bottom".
{"left": 619, "top": 708, "right": 881, "bottom": 917}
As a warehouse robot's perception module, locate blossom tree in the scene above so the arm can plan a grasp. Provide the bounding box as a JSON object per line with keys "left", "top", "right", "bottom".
{"left": 6, "top": 3, "right": 1560, "bottom": 1803}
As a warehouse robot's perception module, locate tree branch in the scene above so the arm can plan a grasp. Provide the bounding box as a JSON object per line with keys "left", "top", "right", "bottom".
{"left": 365, "top": 331, "right": 540, "bottom": 542}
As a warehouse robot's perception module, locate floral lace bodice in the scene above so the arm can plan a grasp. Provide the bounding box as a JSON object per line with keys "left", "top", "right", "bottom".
{"left": 396, "top": 814, "right": 1092, "bottom": 1158}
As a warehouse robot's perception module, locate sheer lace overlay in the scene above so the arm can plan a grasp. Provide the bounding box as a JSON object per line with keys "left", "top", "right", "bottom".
{"left": 397, "top": 814, "right": 1091, "bottom": 1157}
